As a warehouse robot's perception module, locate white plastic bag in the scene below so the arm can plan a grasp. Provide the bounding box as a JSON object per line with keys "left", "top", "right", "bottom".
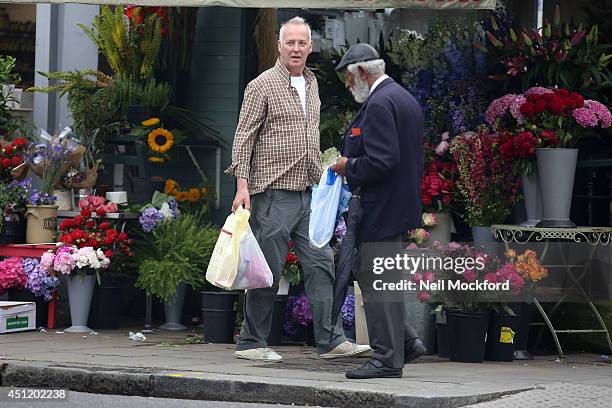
{"left": 232, "top": 224, "right": 273, "bottom": 290}
{"left": 309, "top": 167, "right": 343, "bottom": 248}
{"left": 206, "top": 207, "right": 250, "bottom": 289}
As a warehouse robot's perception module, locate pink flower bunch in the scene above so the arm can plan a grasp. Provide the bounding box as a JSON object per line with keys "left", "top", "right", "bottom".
{"left": 488, "top": 262, "right": 525, "bottom": 295}
{"left": 0, "top": 256, "right": 26, "bottom": 293}
{"left": 572, "top": 100, "right": 612, "bottom": 128}
{"left": 53, "top": 245, "right": 78, "bottom": 275}
{"left": 485, "top": 94, "right": 527, "bottom": 127}
{"left": 79, "top": 195, "right": 119, "bottom": 217}
{"left": 524, "top": 87, "right": 555, "bottom": 97}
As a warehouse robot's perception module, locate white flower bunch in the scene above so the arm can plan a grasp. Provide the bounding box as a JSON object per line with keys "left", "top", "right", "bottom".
{"left": 72, "top": 247, "right": 110, "bottom": 271}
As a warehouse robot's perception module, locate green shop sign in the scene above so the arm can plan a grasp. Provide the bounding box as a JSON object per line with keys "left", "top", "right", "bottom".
{"left": 6, "top": 316, "right": 29, "bottom": 330}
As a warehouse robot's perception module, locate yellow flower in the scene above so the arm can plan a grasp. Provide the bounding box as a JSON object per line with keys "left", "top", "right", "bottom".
{"left": 175, "top": 192, "right": 188, "bottom": 202}
{"left": 141, "top": 117, "right": 160, "bottom": 127}
{"left": 504, "top": 249, "right": 517, "bottom": 259}
{"left": 164, "top": 179, "right": 179, "bottom": 194}
{"left": 187, "top": 188, "right": 201, "bottom": 203}
{"left": 147, "top": 128, "right": 174, "bottom": 154}
{"left": 148, "top": 156, "right": 165, "bottom": 164}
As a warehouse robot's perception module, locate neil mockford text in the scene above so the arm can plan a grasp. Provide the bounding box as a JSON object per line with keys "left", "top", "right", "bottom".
{"left": 370, "top": 253, "right": 511, "bottom": 292}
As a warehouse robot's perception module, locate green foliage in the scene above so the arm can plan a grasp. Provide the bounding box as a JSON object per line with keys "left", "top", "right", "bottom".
{"left": 135, "top": 212, "right": 219, "bottom": 302}
{"left": 27, "top": 70, "right": 120, "bottom": 145}
{"left": 0, "top": 55, "right": 28, "bottom": 139}
{"left": 79, "top": 5, "right": 162, "bottom": 81}
{"left": 108, "top": 75, "right": 171, "bottom": 120}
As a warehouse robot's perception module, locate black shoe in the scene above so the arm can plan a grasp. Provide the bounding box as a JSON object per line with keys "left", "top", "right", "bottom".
{"left": 404, "top": 338, "right": 426, "bottom": 364}
{"left": 345, "top": 358, "right": 402, "bottom": 379}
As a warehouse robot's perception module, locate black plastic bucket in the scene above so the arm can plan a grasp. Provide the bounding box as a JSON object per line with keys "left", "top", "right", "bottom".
{"left": 436, "top": 323, "right": 450, "bottom": 358}
{"left": 266, "top": 295, "right": 287, "bottom": 346}
{"left": 202, "top": 309, "right": 237, "bottom": 343}
{"left": 485, "top": 313, "right": 519, "bottom": 362}
{"left": 447, "top": 309, "right": 490, "bottom": 363}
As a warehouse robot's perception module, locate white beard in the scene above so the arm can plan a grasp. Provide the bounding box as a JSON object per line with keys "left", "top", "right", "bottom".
{"left": 350, "top": 75, "right": 370, "bottom": 104}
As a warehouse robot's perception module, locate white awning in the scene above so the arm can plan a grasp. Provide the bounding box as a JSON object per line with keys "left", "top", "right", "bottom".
{"left": 0, "top": 0, "right": 497, "bottom": 9}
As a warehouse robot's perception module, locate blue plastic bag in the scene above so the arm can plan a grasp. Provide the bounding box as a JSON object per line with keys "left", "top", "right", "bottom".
{"left": 309, "top": 167, "right": 343, "bottom": 248}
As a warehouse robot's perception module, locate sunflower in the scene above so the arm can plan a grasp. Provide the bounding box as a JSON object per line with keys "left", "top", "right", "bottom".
{"left": 148, "top": 156, "right": 165, "bottom": 164}
{"left": 148, "top": 128, "right": 174, "bottom": 153}
{"left": 175, "top": 191, "right": 188, "bottom": 202}
{"left": 142, "top": 117, "right": 160, "bottom": 127}
{"left": 187, "top": 188, "right": 201, "bottom": 203}
{"left": 164, "top": 179, "right": 179, "bottom": 194}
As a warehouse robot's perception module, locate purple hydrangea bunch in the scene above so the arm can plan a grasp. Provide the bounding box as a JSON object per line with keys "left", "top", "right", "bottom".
{"left": 8, "top": 177, "right": 56, "bottom": 206}
{"left": 28, "top": 190, "right": 57, "bottom": 206}
{"left": 292, "top": 292, "right": 312, "bottom": 327}
{"left": 341, "top": 294, "right": 355, "bottom": 330}
{"left": 23, "top": 258, "right": 59, "bottom": 301}
{"left": 139, "top": 207, "right": 165, "bottom": 233}
{"left": 334, "top": 217, "right": 347, "bottom": 240}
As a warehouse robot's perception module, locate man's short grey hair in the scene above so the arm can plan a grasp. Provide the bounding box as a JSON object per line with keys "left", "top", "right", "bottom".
{"left": 347, "top": 59, "right": 386, "bottom": 76}
{"left": 279, "top": 16, "right": 311, "bottom": 41}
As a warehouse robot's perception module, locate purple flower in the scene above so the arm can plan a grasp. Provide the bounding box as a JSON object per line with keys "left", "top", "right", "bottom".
{"left": 334, "top": 218, "right": 347, "bottom": 239}
{"left": 341, "top": 294, "right": 355, "bottom": 329}
{"left": 23, "top": 258, "right": 59, "bottom": 301}
{"left": 292, "top": 293, "right": 312, "bottom": 326}
{"left": 139, "top": 207, "right": 165, "bottom": 232}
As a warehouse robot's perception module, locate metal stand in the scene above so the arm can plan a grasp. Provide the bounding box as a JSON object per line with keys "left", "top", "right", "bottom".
{"left": 493, "top": 225, "right": 612, "bottom": 358}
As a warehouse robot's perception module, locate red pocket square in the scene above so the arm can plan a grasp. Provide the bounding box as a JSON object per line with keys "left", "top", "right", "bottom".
{"left": 351, "top": 127, "right": 361, "bottom": 136}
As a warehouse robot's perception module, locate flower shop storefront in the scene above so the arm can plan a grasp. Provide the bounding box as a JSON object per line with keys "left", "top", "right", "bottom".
{"left": 0, "top": 0, "right": 610, "bottom": 364}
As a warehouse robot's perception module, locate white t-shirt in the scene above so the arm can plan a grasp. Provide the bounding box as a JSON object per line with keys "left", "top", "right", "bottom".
{"left": 291, "top": 75, "right": 306, "bottom": 114}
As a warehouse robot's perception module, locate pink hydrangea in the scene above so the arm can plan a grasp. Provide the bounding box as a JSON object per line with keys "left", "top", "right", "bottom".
{"left": 40, "top": 252, "right": 55, "bottom": 273}
{"left": 463, "top": 269, "right": 477, "bottom": 282}
{"left": 572, "top": 107, "right": 599, "bottom": 127}
{"left": 585, "top": 100, "right": 612, "bottom": 128}
{"left": 483, "top": 272, "right": 497, "bottom": 283}
{"left": 525, "top": 86, "right": 554, "bottom": 96}
{"left": 412, "top": 272, "right": 423, "bottom": 284}
{"left": 509, "top": 272, "right": 525, "bottom": 294}
{"left": 423, "top": 271, "right": 435, "bottom": 283}
{"left": 53, "top": 250, "right": 76, "bottom": 275}
{"left": 0, "top": 257, "right": 26, "bottom": 292}
{"left": 417, "top": 291, "right": 429, "bottom": 302}
{"left": 486, "top": 94, "right": 527, "bottom": 126}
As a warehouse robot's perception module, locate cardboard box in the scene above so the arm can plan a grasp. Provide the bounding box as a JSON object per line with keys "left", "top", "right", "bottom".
{"left": 0, "top": 301, "right": 36, "bottom": 334}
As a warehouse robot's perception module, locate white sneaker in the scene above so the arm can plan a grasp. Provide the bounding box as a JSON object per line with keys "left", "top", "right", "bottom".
{"left": 234, "top": 347, "right": 283, "bottom": 362}
{"left": 319, "top": 341, "right": 371, "bottom": 360}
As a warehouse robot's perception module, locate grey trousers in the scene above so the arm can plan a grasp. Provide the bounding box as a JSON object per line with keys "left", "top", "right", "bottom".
{"left": 355, "top": 237, "right": 419, "bottom": 369}
{"left": 235, "top": 189, "right": 347, "bottom": 354}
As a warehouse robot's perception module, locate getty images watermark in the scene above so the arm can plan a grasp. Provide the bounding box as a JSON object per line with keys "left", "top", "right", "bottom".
{"left": 370, "top": 252, "right": 512, "bottom": 292}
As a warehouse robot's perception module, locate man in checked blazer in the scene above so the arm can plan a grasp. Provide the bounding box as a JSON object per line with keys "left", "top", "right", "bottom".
{"left": 226, "top": 17, "right": 370, "bottom": 362}
{"left": 332, "top": 43, "right": 426, "bottom": 379}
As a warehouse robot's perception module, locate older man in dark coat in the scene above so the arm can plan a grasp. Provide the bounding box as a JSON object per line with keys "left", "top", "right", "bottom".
{"left": 332, "top": 43, "right": 426, "bottom": 379}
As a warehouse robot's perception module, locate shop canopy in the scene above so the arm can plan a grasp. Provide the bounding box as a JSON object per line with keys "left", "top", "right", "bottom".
{"left": 1, "top": 0, "right": 496, "bottom": 9}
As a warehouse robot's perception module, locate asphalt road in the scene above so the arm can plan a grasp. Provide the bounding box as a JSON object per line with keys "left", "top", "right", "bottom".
{"left": 0, "top": 388, "right": 324, "bottom": 408}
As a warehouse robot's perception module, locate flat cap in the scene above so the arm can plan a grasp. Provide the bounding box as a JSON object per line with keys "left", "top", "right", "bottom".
{"left": 335, "top": 43, "right": 380, "bottom": 71}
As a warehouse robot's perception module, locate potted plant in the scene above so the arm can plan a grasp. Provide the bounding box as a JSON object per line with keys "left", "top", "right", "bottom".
{"left": 450, "top": 129, "right": 521, "bottom": 246}
{"left": 135, "top": 198, "right": 217, "bottom": 332}
{"left": 0, "top": 176, "right": 29, "bottom": 244}
{"left": 53, "top": 205, "right": 132, "bottom": 332}
{"left": 488, "top": 87, "right": 611, "bottom": 228}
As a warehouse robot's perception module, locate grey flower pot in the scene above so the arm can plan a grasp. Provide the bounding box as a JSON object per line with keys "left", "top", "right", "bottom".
{"left": 160, "top": 282, "right": 187, "bottom": 331}
{"left": 535, "top": 148, "right": 578, "bottom": 228}
{"left": 520, "top": 173, "right": 542, "bottom": 227}
{"left": 65, "top": 275, "right": 96, "bottom": 333}
{"left": 471, "top": 226, "right": 495, "bottom": 248}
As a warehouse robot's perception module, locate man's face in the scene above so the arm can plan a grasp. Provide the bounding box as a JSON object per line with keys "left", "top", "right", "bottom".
{"left": 344, "top": 68, "right": 370, "bottom": 104}
{"left": 278, "top": 24, "right": 312, "bottom": 74}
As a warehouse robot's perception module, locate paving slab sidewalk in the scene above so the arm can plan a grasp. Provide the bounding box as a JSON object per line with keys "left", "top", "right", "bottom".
{"left": 0, "top": 329, "right": 610, "bottom": 408}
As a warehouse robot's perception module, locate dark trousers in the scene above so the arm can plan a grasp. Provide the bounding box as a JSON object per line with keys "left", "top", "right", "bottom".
{"left": 355, "top": 237, "right": 419, "bottom": 368}
{"left": 235, "top": 189, "right": 346, "bottom": 354}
